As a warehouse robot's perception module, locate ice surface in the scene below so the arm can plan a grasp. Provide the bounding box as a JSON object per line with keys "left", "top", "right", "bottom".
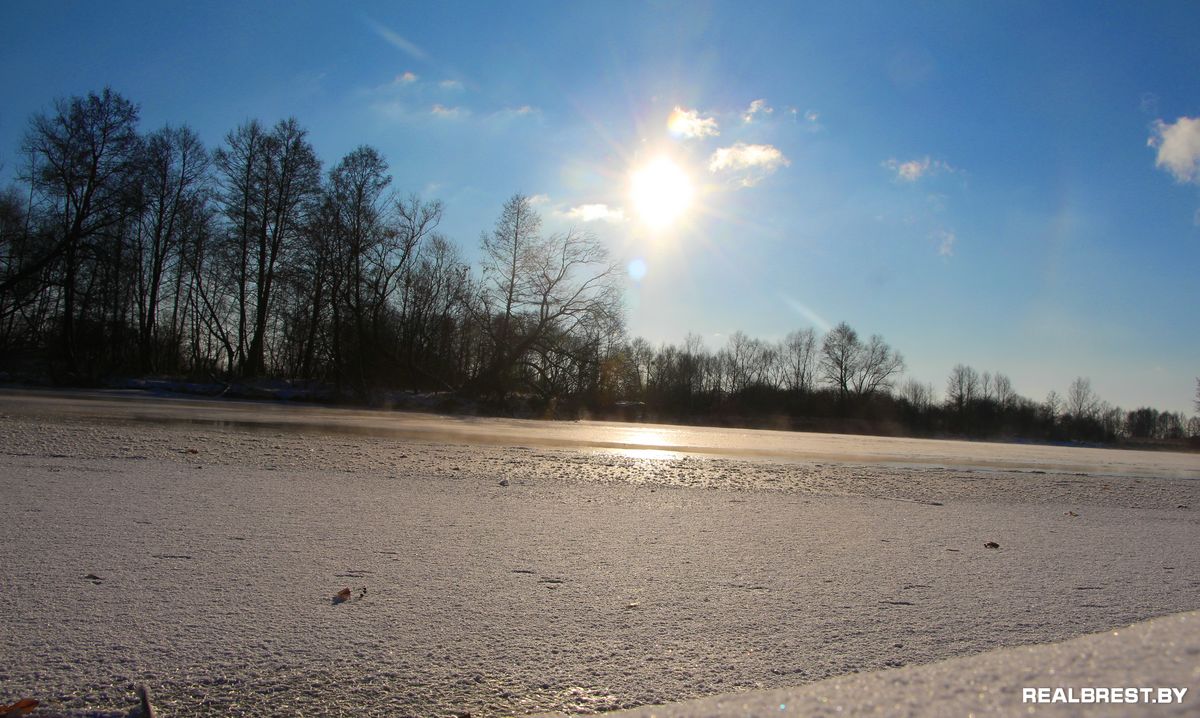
{"left": 1, "top": 389, "right": 1197, "bottom": 716}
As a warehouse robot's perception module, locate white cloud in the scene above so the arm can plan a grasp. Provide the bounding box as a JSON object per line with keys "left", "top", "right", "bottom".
{"left": 742, "top": 99, "right": 773, "bottom": 123}
{"left": 935, "top": 229, "right": 956, "bottom": 257}
{"left": 395, "top": 71, "right": 418, "bottom": 85}
{"left": 431, "top": 104, "right": 467, "bottom": 119}
{"left": 439, "top": 79, "right": 464, "bottom": 90}
{"left": 566, "top": 203, "right": 626, "bottom": 223}
{"left": 883, "top": 156, "right": 954, "bottom": 182}
{"left": 528, "top": 194, "right": 551, "bottom": 206}
{"left": 668, "top": 106, "right": 719, "bottom": 138}
{"left": 364, "top": 17, "right": 429, "bottom": 61}
{"left": 708, "top": 143, "right": 789, "bottom": 186}
{"left": 1148, "top": 116, "right": 1200, "bottom": 184}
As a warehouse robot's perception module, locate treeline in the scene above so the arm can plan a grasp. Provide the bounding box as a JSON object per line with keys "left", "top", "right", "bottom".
{"left": 0, "top": 88, "right": 621, "bottom": 404}
{"left": 1, "top": 88, "right": 1196, "bottom": 445}
{"left": 609, "top": 329, "right": 1200, "bottom": 444}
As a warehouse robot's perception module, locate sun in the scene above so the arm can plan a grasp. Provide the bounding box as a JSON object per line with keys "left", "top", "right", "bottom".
{"left": 630, "top": 156, "right": 694, "bottom": 230}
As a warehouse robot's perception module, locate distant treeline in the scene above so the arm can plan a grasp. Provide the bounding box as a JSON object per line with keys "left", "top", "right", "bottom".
{"left": 1, "top": 88, "right": 1196, "bottom": 446}
{"left": 617, "top": 332, "right": 1198, "bottom": 445}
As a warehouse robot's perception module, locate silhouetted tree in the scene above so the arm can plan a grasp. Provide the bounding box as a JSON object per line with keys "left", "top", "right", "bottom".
{"left": 993, "top": 373, "right": 1016, "bottom": 409}
{"left": 946, "top": 364, "right": 979, "bottom": 411}
{"left": 1042, "top": 390, "right": 1062, "bottom": 423}
{"left": 324, "top": 145, "right": 393, "bottom": 395}
{"left": 214, "top": 118, "right": 320, "bottom": 377}
{"left": 900, "top": 378, "right": 936, "bottom": 411}
{"left": 20, "top": 88, "right": 142, "bottom": 377}
{"left": 820, "top": 322, "right": 859, "bottom": 399}
{"left": 781, "top": 328, "right": 818, "bottom": 393}
{"left": 851, "top": 334, "right": 904, "bottom": 396}
{"left": 133, "top": 124, "right": 209, "bottom": 372}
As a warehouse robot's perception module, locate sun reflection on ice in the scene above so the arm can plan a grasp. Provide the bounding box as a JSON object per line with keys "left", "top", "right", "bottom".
{"left": 607, "top": 428, "right": 684, "bottom": 460}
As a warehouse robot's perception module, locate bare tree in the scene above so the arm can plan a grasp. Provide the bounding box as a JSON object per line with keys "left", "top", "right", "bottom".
{"left": 1156, "top": 411, "right": 1185, "bottom": 440}
{"left": 1043, "top": 390, "right": 1062, "bottom": 422}
{"left": 993, "top": 372, "right": 1016, "bottom": 409}
{"left": 19, "top": 88, "right": 141, "bottom": 375}
{"left": 946, "top": 364, "right": 980, "bottom": 410}
{"left": 781, "top": 328, "right": 817, "bottom": 393}
{"left": 471, "top": 195, "right": 622, "bottom": 400}
{"left": 214, "top": 118, "right": 320, "bottom": 378}
{"left": 1066, "top": 377, "right": 1099, "bottom": 420}
{"left": 851, "top": 334, "right": 904, "bottom": 396}
{"left": 1098, "top": 402, "right": 1124, "bottom": 439}
{"left": 724, "top": 330, "right": 761, "bottom": 392}
{"left": 900, "top": 378, "right": 936, "bottom": 410}
{"left": 820, "top": 321, "right": 859, "bottom": 398}
{"left": 0, "top": 185, "right": 47, "bottom": 348}
{"left": 133, "top": 124, "right": 209, "bottom": 372}
{"left": 325, "top": 144, "right": 392, "bottom": 395}
{"left": 478, "top": 193, "right": 542, "bottom": 370}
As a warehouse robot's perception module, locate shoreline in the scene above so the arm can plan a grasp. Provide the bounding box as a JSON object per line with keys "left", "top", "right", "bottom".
{"left": 3, "top": 385, "right": 1196, "bottom": 461}
{"left": 2, "top": 388, "right": 1197, "bottom": 481}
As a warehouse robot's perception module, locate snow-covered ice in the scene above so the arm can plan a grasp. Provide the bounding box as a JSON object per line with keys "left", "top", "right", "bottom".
{"left": 1, "top": 389, "right": 1197, "bottom": 716}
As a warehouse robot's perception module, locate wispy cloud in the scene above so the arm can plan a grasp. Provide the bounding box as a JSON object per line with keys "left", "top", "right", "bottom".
{"left": 395, "top": 71, "right": 418, "bottom": 85}
{"left": 528, "top": 194, "right": 551, "bottom": 206}
{"left": 785, "top": 107, "right": 823, "bottom": 131}
{"left": 492, "top": 105, "right": 538, "bottom": 118}
{"left": 292, "top": 70, "right": 329, "bottom": 97}
{"left": 668, "top": 106, "right": 719, "bottom": 139}
{"left": 742, "top": 99, "right": 773, "bottom": 123}
{"left": 1148, "top": 116, "right": 1200, "bottom": 184}
{"left": 935, "top": 229, "right": 956, "bottom": 257}
{"left": 364, "top": 17, "right": 430, "bottom": 62}
{"left": 708, "top": 143, "right": 790, "bottom": 186}
{"left": 431, "top": 104, "right": 467, "bottom": 119}
{"left": 883, "top": 156, "right": 955, "bottom": 182}
{"left": 565, "top": 203, "right": 626, "bottom": 223}
{"left": 439, "top": 79, "right": 464, "bottom": 90}
{"left": 804, "top": 110, "right": 822, "bottom": 132}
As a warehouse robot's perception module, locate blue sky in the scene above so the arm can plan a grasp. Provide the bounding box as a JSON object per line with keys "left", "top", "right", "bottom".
{"left": 2, "top": 1, "right": 1198, "bottom": 414}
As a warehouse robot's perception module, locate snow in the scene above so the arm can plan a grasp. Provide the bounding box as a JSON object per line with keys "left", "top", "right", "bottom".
{"left": 1, "top": 389, "right": 1198, "bottom": 716}
{"left": 605, "top": 610, "right": 1200, "bottom": 717}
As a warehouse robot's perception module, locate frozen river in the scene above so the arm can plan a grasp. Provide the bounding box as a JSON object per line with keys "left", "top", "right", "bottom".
{"left": 2, "top": 387, "right": 1198, "bottom": 716}
{"left": 1, "top": 387, "right": 1196, "bottom": 479}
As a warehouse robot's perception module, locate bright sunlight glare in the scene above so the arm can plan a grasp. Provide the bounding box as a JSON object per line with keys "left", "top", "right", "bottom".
{"left": 630, "top": 156, "right": 694, "bottom": 230}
